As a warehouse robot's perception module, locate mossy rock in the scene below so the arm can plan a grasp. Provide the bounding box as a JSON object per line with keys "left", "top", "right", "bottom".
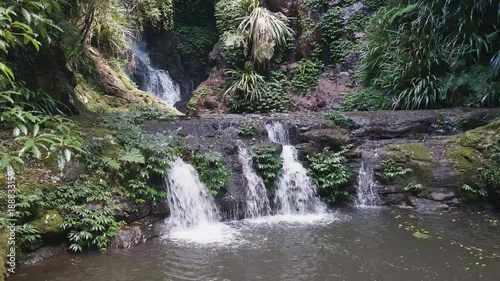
{"left": 0, "top": 231, "right": 8, "bottom": 281}
{"left": 453, "top": 119, "right": 500, "bottom": 155}
{"left": 446, "top": 146, "right": 483, "bottom": 185}
{"left": 382, "top": 143, "right": 435, "bottom": 194}
{"left": 32, "top": 210, "right": 64, "bottom": 237}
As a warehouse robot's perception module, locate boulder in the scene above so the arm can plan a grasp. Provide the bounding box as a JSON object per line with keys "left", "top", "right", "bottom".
{"left": 428, "top": 191, "right": 455, "bottom": 201}
{"left": 407, "top": 197, "right": 449, "bottom": 212}
{"left": 110, "top": 217, "right": 163, "bottom": 249}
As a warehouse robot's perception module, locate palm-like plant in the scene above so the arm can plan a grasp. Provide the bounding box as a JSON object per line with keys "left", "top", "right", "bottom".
{"left": 225, "top": 63, "right": 266, "bottom": 102}
{"left": 238, "top": 0, "right": 294, "bottom": 68}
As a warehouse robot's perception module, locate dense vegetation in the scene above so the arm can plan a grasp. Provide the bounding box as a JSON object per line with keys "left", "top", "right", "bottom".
{"left": 0, "top": 1, "right": 499, "bottom": 278}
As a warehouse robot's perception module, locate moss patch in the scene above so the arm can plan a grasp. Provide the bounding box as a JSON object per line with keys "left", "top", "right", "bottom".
{"left": 0, "top": 231, "right": 8, "bottom": 281}
{"left": 454, "top": 119, "right": 500, "bottom": 154}
{"left": 446, "top": 146, "right": 483, "bottom": 185}
{"left": 32, "top": 210, "right": 64, "bottom": 236}
{"left": 382, "top": 143, "right": 435, "bottom": 193}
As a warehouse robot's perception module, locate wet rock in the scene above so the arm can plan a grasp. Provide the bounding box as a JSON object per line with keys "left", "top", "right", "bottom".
{"left": 407, "top": 197, "right": 449, "bottom": 212}
{"left": 300, "top": 128, "right": 348, "bottom": 150}
{"left": 20, "top": 244, "right": 67, "bottom": 265}
{"left": 382, "top": 193, "right": 407, "bottom": 206}
{"left": 428, "top": 191, "right": 455, "bottom": 201}
{"left": 343, "top": 2, "right": 369, "bottom": 23}
{"left": 336, "top": 72, "right": 352, "bottom": 86}
{"left": 110, "top": 217, "right": 163, "bottom": 249}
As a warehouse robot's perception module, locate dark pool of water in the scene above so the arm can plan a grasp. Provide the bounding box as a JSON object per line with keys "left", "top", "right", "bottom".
{"left": 11, "top": 208, "right": 500, "bottom": 281}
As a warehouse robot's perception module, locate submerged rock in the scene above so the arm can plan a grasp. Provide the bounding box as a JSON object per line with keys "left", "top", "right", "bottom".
{"left": 408, "top": 197, "right": 449, "bottom": 212}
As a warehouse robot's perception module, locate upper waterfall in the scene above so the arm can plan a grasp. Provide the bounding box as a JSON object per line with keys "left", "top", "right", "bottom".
{"left": 132, "top": 44, "right": 181, "bottom": 105}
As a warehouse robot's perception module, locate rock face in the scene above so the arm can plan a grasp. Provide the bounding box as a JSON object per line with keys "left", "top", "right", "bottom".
{"left": 110, "top": 217, "right": 164, "bottom": 249}
{"left": 351, "top": 108, "right": 500, "bottom": 207}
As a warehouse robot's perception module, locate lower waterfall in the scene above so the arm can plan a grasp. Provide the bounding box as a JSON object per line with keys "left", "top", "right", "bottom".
{"left": 355, "top": 153, "right": 382, "bottom": 207}
{"left": 164, "top": 158, "right": 236, "bottom": 243}
{"left": 265, "top": 122, "right": 326, "bottom": 215}
{"left": 238, "top": 145, "right": 271, "bottom": 218}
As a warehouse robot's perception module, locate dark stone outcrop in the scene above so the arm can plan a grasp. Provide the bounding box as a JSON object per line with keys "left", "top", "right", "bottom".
{"left": 110, "top": 217, "right": 164, "bottom": 249}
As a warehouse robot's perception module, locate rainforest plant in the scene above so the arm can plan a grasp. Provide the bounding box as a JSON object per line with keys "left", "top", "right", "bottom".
{"left": 193, "top": 152, "right": 230, "bottom": 197}
{"left": 307, "top": 147, "right": 353, "bottom": 204}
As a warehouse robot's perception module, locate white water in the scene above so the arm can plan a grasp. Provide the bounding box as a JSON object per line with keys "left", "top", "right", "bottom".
{"left": 265, "top": 122, "right": 327, "bottom": 215}
{"left": 355, "top": 159, "right": 381, "bottom": 207}
{"left": 134, "top": 46, "right": 181, "bottom": 105}
{"left": 164, "top": 158, "right": 235, "bottom": 243}
{"left": 238, "top": 145, "right": 271, "bottom": 218}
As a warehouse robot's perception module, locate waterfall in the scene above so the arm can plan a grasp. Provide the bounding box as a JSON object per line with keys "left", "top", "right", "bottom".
{"left": 133, "top": 45, "right": 181, "bottom": 105}
{"left": 355, "top": 153, "right": 381, "bottom": 207}
{"left": 164, "top": 158, "right": 219, "bottom": 230}
{"left": 238, "top": 145, "right": 271, "bottom": 218}
{"left": 265, "top": 122, "right": 326, "bottom": 215}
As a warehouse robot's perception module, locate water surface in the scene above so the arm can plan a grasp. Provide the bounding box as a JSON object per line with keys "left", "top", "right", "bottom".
{"left": 12, "top": 208, "right": 500, "bottom": 281}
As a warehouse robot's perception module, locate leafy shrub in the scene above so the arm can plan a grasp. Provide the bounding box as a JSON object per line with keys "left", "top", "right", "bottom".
{"left": 329, "top": 39, "right": 354, "bottom": 64}
{"left": 382, "top": 158, "right": 413, "bottom": 179}
{"left": 359, "top": 0, "right": 499, "bottom": 109}
{"left": 291, "top": 59, "right": 323, "bottom": 94}
{"left": 225, "top": 63, "right": 266, "bottom": 102}
{"left": 192, "top": 152, "right": 230, "bottom": 197}
{"left": 341, "top": 87, "right": 390, "bottom": 111}
{"left": 251, "top": 144, "right": 283, "bottom": 192}
{"left": 56, "top": 179, "right": 125, "bottom": 252}
{"left": 307, "top": 147, "right": 353, "bottom": 204}
{"left": 176, "top": 25, "right": 218, "bottom": 62}
{"left": 215, "top": 0, "right": 246, "bottom": 34}
{"left": 322, "top": 7, "right": 344, "bottom": 43}
{"left": 229, "top": 74, "right": 294, "bottom": 114}
{"left": 236, "top": 125, "right": 256, "bottom": 138}
{"left": 324, "top": 110, "right": 355, "bottom": 129}
{"left": 220, "top": 31, "right": 246, "bottom": 67}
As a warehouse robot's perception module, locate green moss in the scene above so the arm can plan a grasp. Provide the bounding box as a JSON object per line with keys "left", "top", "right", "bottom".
{"left": 32, "top": 210, "right": 64, "bottom": 235}
{"left": 385, "top": 143, "right": 431, "bottom": 162}
{"left": 383, "top": 143, "right": 435, "bottom": 190}
{"left": 454, "top": 119, "right": 500, "bottom": 153}
{"left": 0, "top": 231, "right": 8, "bottom": 281}
{"left": 446, "top": 146, "right": 483, "bottom": 185}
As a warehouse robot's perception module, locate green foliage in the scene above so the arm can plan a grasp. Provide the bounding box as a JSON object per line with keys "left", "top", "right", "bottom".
{"left": 403, "top": 183, "right": 424, "bottom": 195}
{"left": 321, "top": 7, "right": 343, "bottom": 43}
{"left": 193, "top": 152, "right": 230, "bottom": 197}
{"left": 220, "top": 31, "right": 246, "bottom": 67}
{"left": 251, "top": 145, "right": 283, "bottom": 193}
{"left": 382, "top": 158, "right": 413, "bottom": 179}
{"left": 461, "top": 184, "right": 487, "bottom": 198}
{"left": 307, "top": 147, "right": 353, "bottom": 204}
{"left": 329, "top": 39, "right": 354, "bottom": 64}
{"left": 324, "top": 110, "right": 355, "bottom": 129}
{"left": 176, "top": 25, "right": 218, "bottom": 61}
{"left": 225, "top": 63, "right": 266, "bottom": 102}
{"left": 359, "top": 0, "right": 500, "bottom": 109}
{"left": 291, "top": 59, "right": 323, "bottom": 94}
{"left": 364, "top": 0, "right": 386, "bottom": 11}
{"left": 341, "top": 87, "right": 390, "bottom": 111}
{"left": 229, "top": 70, "right": 293, "bottom": 113}
{"left": 215, "top": 0, "right": 247, "bottom": 34}
{"left": 125, "top": 0, "right": 174, "bottom": 30}
{"left": 238, "top": 0, "right": 294, "bottom": 68}
{"left": 236, "top": 125, "right": 255, "bottom": 138}
{"left": 56, "top": 179, "right": 125, "bottom": 252}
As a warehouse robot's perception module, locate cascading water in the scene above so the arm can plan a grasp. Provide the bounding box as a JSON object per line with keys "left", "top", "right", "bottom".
{"left": 265, "top": 122, "right": 326, "bottom": 215}
{"left": 133, "top": 45, "right": 181, "bottom": 105}
{"left": 238, "top": 145, "right": 271, "bottom": 218}
{"left": 164, "top": 158, "right": 238, "bottom": 243}
{"left": 355, "top": 153, "right": 381, "bottom": 207}
{"left": 164, "top": 158, "right": 220, "bottom": 230}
